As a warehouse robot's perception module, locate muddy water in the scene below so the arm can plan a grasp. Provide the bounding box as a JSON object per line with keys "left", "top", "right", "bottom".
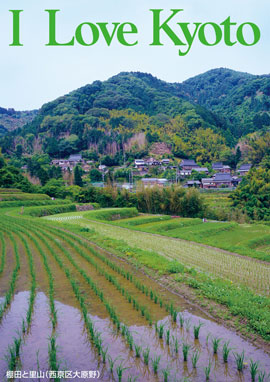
{"left": 0, "top": 291, "right": 270, "bottom": 382}
{"left": 0, "top": 292, "right": 29, "bottom": 381}
{"left": 19, "top": 293, "right": 52, "bottom": 379}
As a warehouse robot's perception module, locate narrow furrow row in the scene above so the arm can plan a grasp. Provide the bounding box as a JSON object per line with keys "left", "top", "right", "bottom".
{"left": 0, "top": 226, "right": 20, "bottom": 322}
{"left": 38, "top": 222, "right": 180, "bottom": 322}
{"left": 0, "top": 232, "right": 6, "bottom": 276}
{"left": 4, "top": 219, "right": 118, "bottom": 378}
{"left": 13, "top": 219, "right": 184, "bottom": 367}
{"left": 2, "top": 228, "right": 37, "bottom": 373}
{"left": 36, "top": 226, "right": 154, "bottom": 325}
{"left": 2, "top": 220, "right": 60, "bottom": 378}
{"left": 11, "top": 219, "right": 158, "bottom": 379}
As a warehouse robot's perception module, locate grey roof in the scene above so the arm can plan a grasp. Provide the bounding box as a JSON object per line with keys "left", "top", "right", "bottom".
{"left": 193, "top": 167, "right": 209, "bottom": 172}
{"left": 202, "top": 178, "right": 214, "bottom": 183}
{"left": 181, "top": 159, "right": 198, "bottom": 165}
{"left": 214, "top": 173, "right": 232, "bottom": 182}
{"left": 239, "top": 164, "right": 252, "bottom": 171}
{"left": 187, "top": 180, "right": 201, "bottom": 185}
{"left": 212, "top": 162, "right": 223, "bottom": 168}
{"left": 69, "top": 154, "right": 82, "bottom": 161}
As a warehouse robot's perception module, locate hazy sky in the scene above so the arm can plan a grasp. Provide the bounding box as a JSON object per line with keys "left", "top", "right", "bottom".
{"left": 0, "top": 0, "right": 269, "bottom": 110}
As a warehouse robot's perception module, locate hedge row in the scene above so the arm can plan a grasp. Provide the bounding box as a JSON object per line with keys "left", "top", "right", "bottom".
{"left": 0, "top": 199, "right": 71, "bottom": 209}
{"left": 24, "top": 204, "right": 77, "bottom": 217}
{"left": 84, "top": 207, "right": 139, "bottom": 221}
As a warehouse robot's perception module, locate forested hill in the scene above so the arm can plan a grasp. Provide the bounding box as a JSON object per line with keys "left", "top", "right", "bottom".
{"left": 179, "top": 68, "right": 270, "bottom": 138}
{"left": 1, "top": 69, "right": 270, "bottom": 164}
{"left": 0, "top": 107, "right": 37, "bottom": 134}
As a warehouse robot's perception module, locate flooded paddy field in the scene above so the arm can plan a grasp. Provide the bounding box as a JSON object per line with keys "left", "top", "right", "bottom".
{"left": 0, "top": 215, "right": 269, "bottom": 382}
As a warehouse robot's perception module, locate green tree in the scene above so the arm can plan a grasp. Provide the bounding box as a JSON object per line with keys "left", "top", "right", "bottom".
{"left": 74, "top": 165, "right": 83, "bottom": 187}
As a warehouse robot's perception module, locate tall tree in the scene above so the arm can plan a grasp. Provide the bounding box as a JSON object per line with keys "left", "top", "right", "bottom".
{"left": 74, "top": 165, "right": 83, "bottom": 187}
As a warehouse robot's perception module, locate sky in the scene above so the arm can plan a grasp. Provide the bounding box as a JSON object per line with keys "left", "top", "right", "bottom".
{"left": 0, "top": 0, "right": 269, "bottom": 110}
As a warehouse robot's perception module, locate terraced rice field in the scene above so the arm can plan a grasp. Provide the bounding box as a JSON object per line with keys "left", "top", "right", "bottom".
{"left": 0, "top": 209, "right": 270, "bottom": 382}
{"left": 46, "top": 212, "right": 270, "bottom": 297}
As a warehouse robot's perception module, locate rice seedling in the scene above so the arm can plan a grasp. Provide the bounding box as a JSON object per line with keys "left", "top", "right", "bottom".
{"left": 162, "top": 367, "right": 170, "bottom": 382}
{"left": 182, "top": 343, "right": 191, "bottom": 362}
{"left": 152, "top": 355, "right": 161, "bottom": 374}
{"left": 234, "top": 350, "right": 245, "bottom": 372}
{"left": 204, "top": 360, "right": 212, "bottom": 381}
{"left": 212, "top": 337, "right": 221, "bottom": 354}
{"left": 193, "top": 322, "right": 204, "bottom": 340}
{"left": 172, "top": 310, "right": 178, "bottom": 323}
{"left": 172, "top": 336, "right": 180, "bottom": 354}
{"left": 127, "top": 333, "right": 134, "bottom": 351}
{"left": 134, "top": 344, "right": 141, "bottom": 358}
{"left": 222, "top": 341, "right": 231, "bottom": 363}
{"left": 157, "top": 323, "right": 165, "bottom": 339}
{"left": 48, "top": 335, "right": 59, "bottom": 373}
{"left": 101, "top": 347, "right": 108, "bottom": 363}
{"left": 14, "top": 337, "right": 22, "bottom": 357}
{"left": 22, "top": 319, "right": 26, "bottom": 334}
{"left": 191, "top": 350, "right": 200, "bottom": 368}
{"left": 250, "top": 359, "right": 259, "bottom": 382}
{"left": 185, "top": 318, "right": 191, "bottom": 332}
{"left": 179, "top": 313, "right": 185, "bottom": 328}
{"left": 6, "top": 345, "right": 16, "bottom": 371}
{"left": 166, "top": 329, "right": 170, "bottom": 345}
{"left": 258, "top": 370, "right": 267, "bottom": 382}
{"left": 116, "top": 362, "right": 128, "bottom": 382}
{"left": 121, "top": 324, "right": 127, "bottom": 336}
{"left": 142, "top": 347, "right": 150, "bottom": 365}
{"left": 108, "top": 356, "right": 119, "bottom": 374}
{"left": 127, "top": 377, "right": 138, "bottom": 382}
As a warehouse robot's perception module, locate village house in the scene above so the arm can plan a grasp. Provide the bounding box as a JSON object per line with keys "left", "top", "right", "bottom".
{"left": 192, "top": 167, "right": 209, "bottom": 174}
{"left": 180, "top": 159, "right": 199, "bottom": 170}
{"left": 212, "top": 173, "right": 233, "bottom": 187}
{"left": 134, "top": 159, "right": 146, "bottom": 168}
{"left": 145, "top": 158, "right": 161, "bottom": 166}
{"left": 212, "top": 162, "right": 231, "bottom": 173}
{"left": 51, "top": 153, "right": 85, "bottom": 172}
{"left": 201, "top": 178, "right": 216, "bottom": 189}
{"left": 161, "top": 158, "right": 170, "bottom": 165}
{"left": 184, "top": 180, "right": 201, "bottom": 188}
{"left": 238, "top": 163, "right": 252, "bottom": 176}
{"left": 180, "top": 169, "right": 192, "bottom": 177}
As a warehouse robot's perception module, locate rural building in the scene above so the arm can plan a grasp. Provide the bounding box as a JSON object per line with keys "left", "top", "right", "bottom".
{"left": 238, "top": 163, "right": 252, "bottom": 176}
{"left": 212, "top": 162, "right": 231, "bottom": 173}
{"left": 145, "top": 158, "right": 161, "bottom": 166}
{"left": 192, "top": 167, "right": 209, "bottom": 174}
{"left": 201, "top": 178, "right": 215, "bottom": 189}
{"left": 161, "top": 159, "right": 170, "bottom": 165}
{"left": 180, "top": 159, "right": 199, "bottom": 170}
{"left": 184, "top": 180, "right": 201, "bottom": 188}
{"left": 180, "top": 170, "right": 192, "bottom": 177}
{"left": 212, "top": 173, "right": 233, "bottom": 188}
{"left": 134, "top": 159, "right": 146, "bottom": 168}
{"left": 69, "top": 154, "right": 83, "bottom": 163}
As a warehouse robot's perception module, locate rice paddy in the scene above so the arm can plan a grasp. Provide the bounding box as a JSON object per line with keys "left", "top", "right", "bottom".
{"left": 0, "top": 205, "right": 270, "bottom": 381}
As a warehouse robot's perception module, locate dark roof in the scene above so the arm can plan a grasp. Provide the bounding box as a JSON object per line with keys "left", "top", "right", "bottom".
{"left": 239, "top": 164, "right": 252, "bottom": 171}
{"left": 181, "top": 159, "right": 198, "bottom": 165}
{"left": 212, "top": 162, "right": 223, "bottom": 168}
{"left": 214, "top": 173, "right": 232, "bottom": 182}
{"left": 69, "top": 154, "right": 82, "bottom": 161}
{"left": 187, "top": 180, "right": 201, "bottom": 185}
